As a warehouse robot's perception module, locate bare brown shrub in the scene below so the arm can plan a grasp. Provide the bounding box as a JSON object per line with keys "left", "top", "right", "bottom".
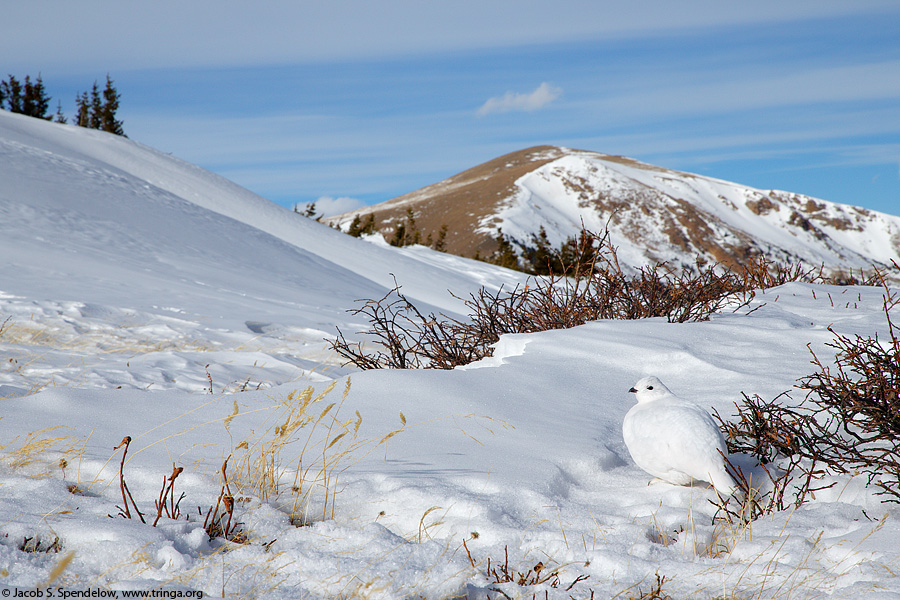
{"left": 713, "top": 443, "right": 833, "bottom": 527}
{"left": 717, "top": 269, "right": 900, "bottom": 506}
{"left": 731, "top": 255, "right": 825, "bottom": 291}
{"left": 716, "top": 392, "right": 805, "bottom": 464}
{"left": 20, "top": 535, "right": 61, "bottom": 554}
{"left": 792, "top": 277, "right": 900, "bottom": 501}
{"left": 330, "top": 228, "right": 824, "bottom": 370}
{"left": 332, "top": 284, "right": 478, "bottom": 370}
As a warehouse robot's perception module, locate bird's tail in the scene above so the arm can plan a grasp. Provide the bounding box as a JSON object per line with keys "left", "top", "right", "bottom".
{"left": 711, "top": 467, "right": 739, "bottom": 497}
{"left": 712, "top": 452, "right": 741, "bottom": 497}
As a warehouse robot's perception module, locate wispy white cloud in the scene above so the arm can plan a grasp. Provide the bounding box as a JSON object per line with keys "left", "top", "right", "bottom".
{"left": 591, "top": 60, "right": 900, "bottom": 119}
{"left": 4, "top": 1, "right": 897, "bottom": 71}
{"left": 312, "top": 196, "right": 367, "bottom": 217}
{"left": 477, "top": 83, "right": 562, "bottom": 117}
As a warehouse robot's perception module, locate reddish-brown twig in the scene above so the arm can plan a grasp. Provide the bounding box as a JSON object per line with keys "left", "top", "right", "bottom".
{"left": 113, "top": 436, "right": 145, "bottom": 523}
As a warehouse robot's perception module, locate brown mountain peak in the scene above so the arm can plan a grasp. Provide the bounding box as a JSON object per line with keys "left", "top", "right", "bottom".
{"left": 326, "top": 146, "right": 900, "bottom": 275}
{"left": 328, "top": 145, "right": 570, "bottom": 257}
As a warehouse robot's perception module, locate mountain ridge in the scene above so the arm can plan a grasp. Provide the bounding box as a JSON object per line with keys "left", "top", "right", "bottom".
{"left": 328, "top": 146, "right": 900, "bottom": 274}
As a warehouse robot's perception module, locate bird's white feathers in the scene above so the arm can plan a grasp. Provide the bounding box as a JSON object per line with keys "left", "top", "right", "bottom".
{"left": 623, "top": 376, "right": 736, "bottom": 496}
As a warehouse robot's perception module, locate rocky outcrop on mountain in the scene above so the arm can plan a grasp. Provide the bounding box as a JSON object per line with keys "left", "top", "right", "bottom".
{"left": 328, "top": 146, "right": 900, "bottom": 274}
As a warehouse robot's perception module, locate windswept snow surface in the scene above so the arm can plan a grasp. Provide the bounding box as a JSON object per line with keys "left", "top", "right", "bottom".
{"left": 1, "top": 112, "right": 899, "bottom": 598}
{"left": 0, "top": 110, "right": 525, "bottom": 391}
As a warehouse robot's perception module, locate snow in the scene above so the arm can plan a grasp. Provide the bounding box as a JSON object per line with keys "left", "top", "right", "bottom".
{"left": 488, "top": 148, "right": 900, "bottom": 272}
{"left": 1, "top": 110, "right": 899, "bottom": 598}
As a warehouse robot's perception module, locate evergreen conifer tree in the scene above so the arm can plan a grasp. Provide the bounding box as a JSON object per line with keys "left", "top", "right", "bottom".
{"left": 365, "top": 215, "right": 376, "bottom": 235}
{"left": 355, "top": 214, "right": 377, "bottom": 236}
{"left": 404, "top": 209, "right": 421, "bottom": 245}
{"left": 99, "top": 75, "right": 124, "bottom": 135}
{"left": 347, "top": 215, "right": 363, "bottom": 236}
{"left": 1, "top": 76, "right": 23, "bottom": 113}
{"left": 21, "top": 75, "right": 51, "bottom": 119}
{"left": 0, "top": 73, "right": 124, "bottom": 132}
{"left": 347, "top": 214, "right": 375, "bottom": 237}
{"left": 72, "top": 77, "right": 125, "bottom": 135}
{"left": 389, "top": 221, "right": 408, "bottom": 247}
{"left": 522, "top": 226, "right": 554, "bottom": 275}
{"left": 75, "top": 91, "right": 91, "bottom": 126}
{"left": 388, "top": 209, "right": 423, "bottom": 246}
{"left": 486, "top": 229, "right": 521, "bottom": 270}
{"left": 54, "top": 100, "right": 68, "bottom": 124}
{"left": 431, "top": 224, "right": 448, "bottom": 251}
{"left": 88, "top": 82, "right": 102, "bottom": 129}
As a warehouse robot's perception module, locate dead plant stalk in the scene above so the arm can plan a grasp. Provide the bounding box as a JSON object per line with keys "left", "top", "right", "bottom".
{"left": 113, "top": 435, "right": 145, "bottom": 523}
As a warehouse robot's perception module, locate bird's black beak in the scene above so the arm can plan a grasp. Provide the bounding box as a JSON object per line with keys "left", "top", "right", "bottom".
{"left": 628, "top": 387, "right": 637, "bottom": 393}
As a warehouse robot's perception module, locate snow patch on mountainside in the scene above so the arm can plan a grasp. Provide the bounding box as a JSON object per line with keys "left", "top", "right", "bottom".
{"left": 479, "top": 147, "right": 900, "bottom": 271}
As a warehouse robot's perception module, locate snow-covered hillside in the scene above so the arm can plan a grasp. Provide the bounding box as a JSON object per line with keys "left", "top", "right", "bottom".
{"left": 495, "top": 148, "right": 900, "bottom": 271}
{"left": 0, "top": 110, "right": 525, "bottom": 392}
{"left": 329, "top": 146, "right": 900, "bottom": 274}
{"left": 1, "top": 113, "right": 899, "bottom": 599}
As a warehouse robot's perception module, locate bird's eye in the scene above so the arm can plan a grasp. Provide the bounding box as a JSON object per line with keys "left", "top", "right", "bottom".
{"left": 647, "top": 386, "right": 654, "bottom": 390}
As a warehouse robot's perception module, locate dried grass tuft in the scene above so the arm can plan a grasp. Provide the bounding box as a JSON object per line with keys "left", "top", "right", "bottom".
{"left": 625, "top": 573, "right": 673, "bottom": 600}
{"left": 38, "top": 551, "right": 75, "bottom": 590}
{"left": 226, "top": 379, "right": 402, "bottom": 526}
{"left": 0, "top": 426, "right": 85, "bottom": 476}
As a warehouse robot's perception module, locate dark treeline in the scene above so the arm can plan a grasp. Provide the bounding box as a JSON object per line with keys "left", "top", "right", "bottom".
{"left": 476, "top": 226, "right": 601, "bottom": 276}
{"left": 0, "top": 73, "right": 125, "bottom": 136}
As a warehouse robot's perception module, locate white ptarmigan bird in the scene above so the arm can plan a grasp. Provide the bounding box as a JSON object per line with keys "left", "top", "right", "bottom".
{"left": 623, "top": 376, "right": 737, "bottom": 496}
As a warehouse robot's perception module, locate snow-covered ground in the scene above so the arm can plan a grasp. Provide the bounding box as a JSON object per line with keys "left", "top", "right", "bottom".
{"left": 1, "top": 111, "right": 898, "bottom": 599}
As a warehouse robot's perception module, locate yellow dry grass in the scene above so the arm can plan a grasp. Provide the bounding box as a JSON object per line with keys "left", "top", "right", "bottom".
{"left": 227, "top": 378, "right": 407, "bottom": 526}
{"left": 0, "top": 425, "right": 86, "bottom": 477}
{"left": 0, "top": 317, "right": 214, "bottom": 355}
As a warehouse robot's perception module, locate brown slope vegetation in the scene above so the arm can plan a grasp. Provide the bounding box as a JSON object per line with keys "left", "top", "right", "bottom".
{"left": 325, "top": 146, "right": 565, "bottom": 257}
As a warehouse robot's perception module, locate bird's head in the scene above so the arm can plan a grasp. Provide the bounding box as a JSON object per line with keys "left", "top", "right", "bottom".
{"left": 628, "top": 376, "right": 672, "bottom": 404}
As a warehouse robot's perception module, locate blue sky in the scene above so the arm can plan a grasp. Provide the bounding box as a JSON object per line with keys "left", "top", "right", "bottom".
{"left": 4, "top": 1, "right": 900, "bottom": 217}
